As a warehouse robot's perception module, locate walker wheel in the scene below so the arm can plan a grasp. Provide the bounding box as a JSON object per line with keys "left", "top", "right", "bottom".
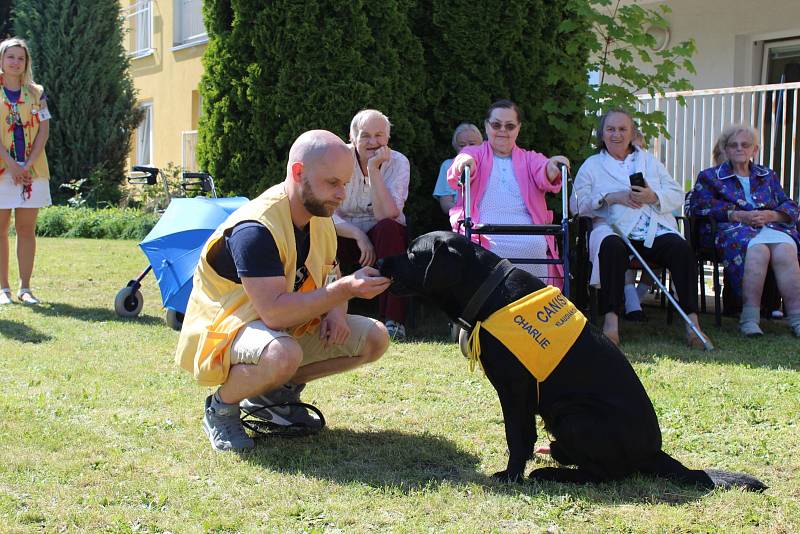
{"left": 114, "top": 287, "right": 143, "bottom": 317}
{"left": 165, "top": 309, "right": 185, "bottom": 331}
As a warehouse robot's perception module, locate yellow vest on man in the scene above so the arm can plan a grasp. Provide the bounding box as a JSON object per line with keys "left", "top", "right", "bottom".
{"left": 175, "top": 184, "right": 337, "bottom": 386}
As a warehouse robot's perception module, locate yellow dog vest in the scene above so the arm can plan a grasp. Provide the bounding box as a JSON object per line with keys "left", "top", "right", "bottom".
{"left": 466, "top": 285, "right": 587, "bottom": 382}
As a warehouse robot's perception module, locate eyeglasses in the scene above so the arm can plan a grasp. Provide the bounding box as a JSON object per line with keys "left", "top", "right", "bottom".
{"left": 487, "top": 121, "right": 519, "bottom": 132}
{"left": 726, "top": 142, "right": 753, "bottom": 150}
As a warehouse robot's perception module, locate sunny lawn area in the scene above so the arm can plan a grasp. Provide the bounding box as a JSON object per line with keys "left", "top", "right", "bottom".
{"left": 1, "top": 237, "right": 798, "bottom": 533}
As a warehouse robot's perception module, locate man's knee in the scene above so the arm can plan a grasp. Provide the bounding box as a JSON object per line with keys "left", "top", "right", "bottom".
{"left": 361, "top": 321, "right": 390, "bottom": 363}
{"left": 259, "top": 336, "right": 303, "bottom": 380}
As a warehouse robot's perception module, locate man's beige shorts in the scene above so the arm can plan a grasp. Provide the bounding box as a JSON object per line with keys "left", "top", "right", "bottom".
{"left": 229, "top": 314, "right": 379, "bottom": 366}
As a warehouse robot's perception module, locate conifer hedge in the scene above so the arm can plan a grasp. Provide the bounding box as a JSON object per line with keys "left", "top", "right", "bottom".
{"left": 14, "top": 0, "right": 142, "bottom": 205}
{"left": 1, "top": 2, "right": 13, "bottom": 39}
{"left": 199, "top": 0, "right": 592, "bottom": 235}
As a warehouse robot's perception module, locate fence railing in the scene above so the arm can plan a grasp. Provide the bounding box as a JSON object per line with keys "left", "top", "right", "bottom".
{"left": 637, "top": 81, "right": 800, "bottom": 201}
{"left": 182, "top": 130, "right": 199, "bottom": 172}
{"left": 123, "top": 0, "right": 153, "bottom": 59}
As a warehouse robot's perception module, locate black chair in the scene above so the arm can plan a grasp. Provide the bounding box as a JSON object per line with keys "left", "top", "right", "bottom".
{"left": 686, "top": 215, "right": 723, "bottom": 326}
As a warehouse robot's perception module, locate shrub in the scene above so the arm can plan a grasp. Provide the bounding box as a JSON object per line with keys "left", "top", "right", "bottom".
{"left": 198, "top": 0, "right": 592, "bottom": 236}
{"left": 35, "top": 207, "right": 159, "bottom": 240}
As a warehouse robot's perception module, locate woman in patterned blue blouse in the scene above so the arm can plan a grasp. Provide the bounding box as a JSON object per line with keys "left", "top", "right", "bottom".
{"left": 689, "top": 124, "right": 800, "bottom": 337}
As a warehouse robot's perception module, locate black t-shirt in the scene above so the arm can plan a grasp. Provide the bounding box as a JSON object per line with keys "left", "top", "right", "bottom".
{"left": 207, "top": 221, "right": 311, "bottom": 291}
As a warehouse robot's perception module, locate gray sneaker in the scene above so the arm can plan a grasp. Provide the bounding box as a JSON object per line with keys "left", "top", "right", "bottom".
{"left": 385, "top": 320, "right": 406, "bottom": 340}
{"left": 202, "top": 394, "right": 254, "bottom": 452}
{"left": 240, "top": 383, "right": 322, "bottom": 429}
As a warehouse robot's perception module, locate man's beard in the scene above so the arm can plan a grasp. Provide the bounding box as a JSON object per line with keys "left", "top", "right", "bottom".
{"left": 301, "top": 176, "right": 336, "bottom": 217}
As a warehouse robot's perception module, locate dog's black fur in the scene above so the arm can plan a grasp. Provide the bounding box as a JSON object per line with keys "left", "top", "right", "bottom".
{"left": 380, "top": 231, "right": 766, "bottom": 490}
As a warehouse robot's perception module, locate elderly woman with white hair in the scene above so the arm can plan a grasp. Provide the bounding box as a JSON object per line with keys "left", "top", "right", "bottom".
{"left": 432, "top": 122, "right": 483, "bottom": 214}
{"left": 334, "top": 109, "right": 411, "bottom": 339}
{"left": 689, "top": 124, "right": 800, "bottom": 338}
{"left": 572, "top": 108, "right": 707, "bottom": 347}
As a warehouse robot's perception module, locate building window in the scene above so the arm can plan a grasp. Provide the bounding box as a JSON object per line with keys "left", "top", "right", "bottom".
{"left": 173, "top": 0, "right": 207, "bottom": 48}
{"left": 136, "top": 103, "right": 153, "bottom": 166}
{"left": 124, "top": 0, "right": 154, "bottom": 59}
{"left": 762, "top": 38, "right": 800, "bottom": 84}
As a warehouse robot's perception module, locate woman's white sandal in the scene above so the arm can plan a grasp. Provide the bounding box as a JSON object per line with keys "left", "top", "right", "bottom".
{"left": 17, "top": 288, "right": 40, "bottom": 305}
{"left": 0, "top": 288, "right": 12, "bottom": 305}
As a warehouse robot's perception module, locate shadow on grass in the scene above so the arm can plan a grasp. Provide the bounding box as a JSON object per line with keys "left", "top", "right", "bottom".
{"left": 244, "top": 428, "right": 480, "bottom": 491}
{"left": 26, "top": 302, "right": 165, "bottom": 326}
{"left": 242, "top": 427, "right": 709, "bottom": 504}
{"left": 616, "top": 307, "right": 800, "bottom": 370}
{"left": 0, "top": 318, "right": 53, "bottom": 343}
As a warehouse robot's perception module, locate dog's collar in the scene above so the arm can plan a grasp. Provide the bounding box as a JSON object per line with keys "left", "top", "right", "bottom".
{"left": 457, "top": 259, "right": 516, "bottom": 330}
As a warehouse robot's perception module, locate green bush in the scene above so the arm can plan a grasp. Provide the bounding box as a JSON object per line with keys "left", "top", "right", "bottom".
{"left": 198, "top": 0, "right": 592, "bottom": 236}
{"left": 14, "top": 0, "right": 143, "bottom": 206}
{"left": 35, "top": 207, "right": 159, "bottom": 240}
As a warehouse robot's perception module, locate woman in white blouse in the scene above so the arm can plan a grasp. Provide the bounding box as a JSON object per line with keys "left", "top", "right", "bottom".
{"left": 572, "top": 109, "right": 708, "bottom": 347}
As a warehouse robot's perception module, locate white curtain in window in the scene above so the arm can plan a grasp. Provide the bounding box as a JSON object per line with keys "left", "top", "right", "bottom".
{"left": 178, "top": 0, "right": 206, "bottom": 43}
{"left": 137, "top": 105, "right": 152, "bottom": 165}
{"left": 128, "top": 0, "right": 152, "bottom": 55}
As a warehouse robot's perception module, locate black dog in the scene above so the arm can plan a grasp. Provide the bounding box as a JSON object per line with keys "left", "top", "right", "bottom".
{"left": 380, "top": 231, "right": 765, "bottom": 490}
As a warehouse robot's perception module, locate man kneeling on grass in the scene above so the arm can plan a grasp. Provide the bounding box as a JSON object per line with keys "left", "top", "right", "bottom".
{"left": 175, "top": 130, "right": 392, "bottom": 451}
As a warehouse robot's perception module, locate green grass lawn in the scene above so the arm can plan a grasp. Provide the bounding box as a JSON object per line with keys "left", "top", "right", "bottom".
{"left": 1, "top": 237, "right": 798, "bottom": 533}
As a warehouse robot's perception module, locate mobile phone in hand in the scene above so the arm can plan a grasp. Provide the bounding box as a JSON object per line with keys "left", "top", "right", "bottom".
{"left": 629, "top": 172, "right": 646, "bottom": 188}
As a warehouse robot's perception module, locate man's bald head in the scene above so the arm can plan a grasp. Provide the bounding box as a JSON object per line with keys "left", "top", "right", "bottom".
{"left": 287, "top": 129, "right": 351, "bottom": 175}
{"left": 285, "top": 130, "right": 353, "bottom": 220}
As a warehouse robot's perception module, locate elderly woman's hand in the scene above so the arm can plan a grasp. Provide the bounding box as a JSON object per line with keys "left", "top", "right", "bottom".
{"left": 734, "top": 209, "right": 790, "bottom": 227}
{"left": 630, "top": 185, "right": 658, "bottom": 205}
{"left": 605, "top": 190, "right": 642, "bottom": 209}
{"left": 453, "top": 153, "right": 476, "bottom": 177}
{"left": 546, "top": 156, "right": 570, "bottom": 182}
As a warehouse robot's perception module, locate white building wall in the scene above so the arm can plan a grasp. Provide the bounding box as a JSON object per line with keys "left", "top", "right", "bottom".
{"left": 629, "top": 0, "right": 800, "bottom": 89}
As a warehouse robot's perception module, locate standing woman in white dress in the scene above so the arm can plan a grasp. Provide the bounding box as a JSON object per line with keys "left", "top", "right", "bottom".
{"left": 446, "top": 99, "right": 570, "bottom": 286}
{"left": 0, "top": 37, "right": 51, "bottom": 305}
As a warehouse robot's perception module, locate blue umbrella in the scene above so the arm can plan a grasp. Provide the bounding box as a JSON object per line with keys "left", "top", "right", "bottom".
{"left": 139, "top": 196, "right": 248, "bottom": 313}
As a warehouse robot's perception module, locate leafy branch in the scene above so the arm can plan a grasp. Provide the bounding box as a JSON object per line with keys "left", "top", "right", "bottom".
{"left": 565, "top": 0, "right": 697, "bottom": 143}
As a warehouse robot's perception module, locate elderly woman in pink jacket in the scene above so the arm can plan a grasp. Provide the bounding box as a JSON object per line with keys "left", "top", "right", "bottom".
{"left": 447, "top": 99, "right": 569, "bottom": 287}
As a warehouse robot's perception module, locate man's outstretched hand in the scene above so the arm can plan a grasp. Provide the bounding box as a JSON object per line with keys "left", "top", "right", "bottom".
{"left": 341, "top": 266, "right": 391, "bottom": 300}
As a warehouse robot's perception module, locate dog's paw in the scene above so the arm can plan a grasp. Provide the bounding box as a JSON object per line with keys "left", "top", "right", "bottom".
{"left": 492, "top": 470, "right": 524, "bottom": 483}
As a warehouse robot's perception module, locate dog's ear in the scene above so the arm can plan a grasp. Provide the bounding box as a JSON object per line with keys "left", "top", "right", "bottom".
{"left": 423, "top": 237, "right": 462, "bottom": 292}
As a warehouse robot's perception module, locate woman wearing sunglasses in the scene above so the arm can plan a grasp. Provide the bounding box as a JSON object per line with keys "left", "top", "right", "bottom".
{"left": 0, "top": 37, "right": 52, "bottom": 306}
{"left": 688, "top": 125, "right": 800, "bottom": 338}
{"left": 447, "top": 99, "right": 569, "bottom": 287}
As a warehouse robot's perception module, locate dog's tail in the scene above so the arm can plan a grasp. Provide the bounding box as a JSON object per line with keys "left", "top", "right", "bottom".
{"left": 644, "top": 451, "right": 767, "bottom": 492}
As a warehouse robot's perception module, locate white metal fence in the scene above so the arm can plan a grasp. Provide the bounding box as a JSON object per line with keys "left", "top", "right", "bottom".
{"left": 182, "top": 130, "right": 199, "bottom": 172}
{"left": 637, "top": 81, "right": 800, "bottom": 201}
{"left": 123, "top": 0, "right": 153, "bottom": 58}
